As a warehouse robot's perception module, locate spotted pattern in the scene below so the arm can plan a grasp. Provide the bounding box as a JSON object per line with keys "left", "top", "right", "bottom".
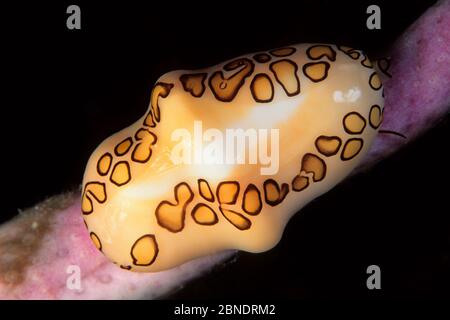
{"left": 219, "top": 207, "right": 252, "bottom": 230}
{"left": 242, "top": 183, "right": 262, "bottom": 215}
{"left": 190, "top": 179, "right": 278, "bottom": 229}
{"left": 143, "top": 111, "right": 157, "bottom": 127}
{"left": 198, "top": 179, "right": 214, "bottom": 202}
{"left": 192, "top": 203, "right": 218, "bottom": 226}
{"left": 343, "top": 112, "right": 366, "bottom": 134}
{"left": 302, "top": 62, "right": 330, "bottom": 82}
{"left": 180, "top": 73, "right": 207, "bottom": 97}
{"left": 217, "top": 181, "right": 240, "bottom": 204}
{"left": 361, "top": 54, "right": 373, "bottom": 68}
{"left": 174, "top": 44, "right": 339, "bottom": 104}
{"left": 82, "top": 182, "right": 106, "bottom": 215}
{"left": 307, "top": 45, "right": 336, "bottom": 62}
{"left": 110, "top": 161, "right": 131, "bottom": 186}
{"left": 114, "top": 138, "right": 133, "bottom": 156}
{"left": 82, "top": 81, "right": 175, "bottom": 268}
{"left": 131, "top": 234, "right": 159, "bottom": 266}
{"left": 289, "top": 100, "right": 373, "bottom": 195}
{"left": 263, "top": 179, "right": 289, "bottom": 206}
{"left": 269, "top": 47, "right": 296, "bottom": 57}
{"left": 82, "top": 43, "right": 384, "bottom": 270}
{"left": 90, "top": 232, "right": 102, "bottom": 251}
{"left": 338, "top": 45, "right": 361, "bottom": 60}
{"left": 155, "top": 182, "right": 194, "bottom": 233}
{"left": 97, "top": 153, "right": 112, "bottom": 176}
{"left": 315, "top": 136, "right": 342, "bottom": 157}
{"left": 143, "top": 82, "right": 174, "bottom": 127}
{"left": 150, "top": 83, "right": 174, "bottom": 122}
{"left": 192, "top": 180, "right": 253, "bottom": 230}
{"left": 253, "top": 53, "right": 272, "bottom": 63}
{"left": 86, "top": 81, "right": 173, "bottom": 216}
{"left": 132, "top": 129, "right": 157, "bottom": 163}
{"left": 270, "top": 59, "right": 300, "bottom": 96}
{"left": 369, "top": 105, "right": 383, "bottom": 129}
{"left": 369, "top": 72, "right": 382, "bottom": 90}
{"left": 250, "top": 73, "right": 274, "bottom": 102}
{"left": 292, "top": 175, "right": 309, "bottom": 192}
{"left": 341, "top": 138, "right": 364, "bottom": 161}
{"left": 301, "top": 153, "right": 326, "bottom": 182}
{"left": 209, "top": 58, "right": 255, "bottom": 102}
{"left": 175, "top": 44, "right": 380, "bottom": 105}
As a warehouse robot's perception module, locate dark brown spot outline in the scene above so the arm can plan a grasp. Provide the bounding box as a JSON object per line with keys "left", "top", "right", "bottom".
{"left": 191, "top": 203, "right": 219, "bottom": 226}
{"left": 301, "top": 153, "right": 326, "bottom": 182}
{"left": 338, "top": 45, "right": 361, "bottom": 60}
{"left": 130, "top": 234, "right": 159, "bottom": 266}
{"left": 219, "top": 207, "right": 252, "bottom": 231}
{"left": 209, "top": 58, "right": 255, "bottom": 102}
{"left": 306, "top": 45, "right": 336, "bottom": 62}
{"left": 302, "top": 62, "right": 330, "bottom": 83}
{"left": 242, "top": 183, "right": 262, "bottom": 216}
{"left": 341, "top": 138, "right": 364, "bottom": 161}
{"left": 89, "top": 232, "right": 102, "bottom": 251}
{"left": 198, "top": 179, "right": 214, "bottom": 202}
{"left": 114, "top": 137, "right": 133, "bottom": 156}
{"left": 97, "top": 152, "right": 112, "bottom": 176}
{"left": 292, "top": 175, "right": 309, "bottom": 192}
{"left": 270, "top": 47, "right": 296, "bottom": 57}
{"left": 143, "top": 110, "right": 157, "bottom": 128}
{"left": 369, "top": 104, "right": 383, "bottom": 129}
{"left": 216, "top": 181, "right": 240, "bottom": 205}
{"left": 315, "top": 135, "right": 342, "bottom": 157}
{"left": 82, "top": 181, "right": 107, "bottom": 215}
{"left": 83, "top": 182, "right": 107, "bottom": 203}
{"left": 269, "top": 59, "right": 300, "bottom": 97}
{"left": 348, "top": 51, "right": 360, "bottom": 59}
{"left": 131, "top": 128, "right": 157, "bottom": 163}
{"left": 150, "top": 82, "right": 174, "bottom": 122}
{"left": 180, "top": 73, "right": 207, "bottom": 97}
{"left": 361, "top": 54, "right": 373, "bottom": 68}
{"left": 109, "top": 161, "right": 132, "bottom": 187}
{"left": 250, "top": 73, "right": 274, "bottom": 103}
{"left": 343, "top": 112, "right": 367, "bottom": 135}
{"left": 263, "top": 179, "right": 289, "bottom": 206}
{"left": 155, "top": 182, "right": 194, "bottom": 233}
{"left": 253, "top": 53, "right": 271, "bottom": 63}
{"left": 369, "top": 72, "right": 382, "bottom": 90}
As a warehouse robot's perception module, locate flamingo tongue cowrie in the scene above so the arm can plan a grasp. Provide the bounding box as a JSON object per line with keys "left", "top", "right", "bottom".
{"left": 82, "top": 43, "right": 383, "bottom": 272}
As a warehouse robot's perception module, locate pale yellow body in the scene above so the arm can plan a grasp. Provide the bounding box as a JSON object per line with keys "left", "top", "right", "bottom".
{"left": 82, "top": 43, "right": 383, "bottom": 272}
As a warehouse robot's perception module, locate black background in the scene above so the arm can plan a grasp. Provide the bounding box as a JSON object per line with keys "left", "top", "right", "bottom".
{"left": 2, "top": 0, "right": 449, "bottom": 299}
